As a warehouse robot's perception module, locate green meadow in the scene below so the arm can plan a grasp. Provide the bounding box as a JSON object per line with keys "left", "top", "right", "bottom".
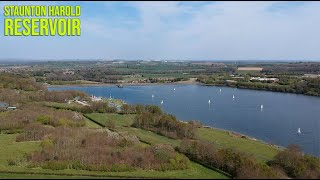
{"left": 0, "top": 116, "right": 227, "bottom": 179}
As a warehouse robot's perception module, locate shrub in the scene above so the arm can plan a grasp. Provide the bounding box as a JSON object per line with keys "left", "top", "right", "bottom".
{"left": 177, "top": 139, "right": 284, "bottom": 179}
{"left": 36, "top": 115, "right": 52, "bottom": 125}
{"left": 16, "top": 123, "right": 53, "bottom": 142}
{"left": 105, "top": 119, "right": 115, "bottom": 129}
{"left": 268, "top": 144, "right": 320, "bottom": 179}
{"left": 7, "top": 159, "right": 17, "bottom": 166}
{"left": 41, "top": 138, "right": 54, "bottom": 149}
{"left": 132, "top": 106, "right": 197, "bottom": 139}
{"left": 1, "top": 105, "right": 85, "bottom": 131}
{"left": 27, "top": 127, "right": 190, "bottom": 171}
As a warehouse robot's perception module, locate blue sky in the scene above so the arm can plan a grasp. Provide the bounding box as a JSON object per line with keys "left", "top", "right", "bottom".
{"left": 0, "top": 1, "right": 319, "bottom": 60}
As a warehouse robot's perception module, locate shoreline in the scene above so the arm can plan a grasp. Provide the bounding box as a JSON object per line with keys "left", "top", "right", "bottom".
{"left": 201, "top": 125, "right": 286, "bottom": 151}
{"left": 45, "top": 82, "right": 311, "bottom": 155}
{"left": 48, "top": 94, "right": 285, "bottom": 153}
{"left": 47, "top": 78, "right": 200, "bottom": 87}
{"left": 47, "top": 81, "right": 320, "bottom": 98}
{"left": 78, "top": 97, "right": 288, "bottom": 153}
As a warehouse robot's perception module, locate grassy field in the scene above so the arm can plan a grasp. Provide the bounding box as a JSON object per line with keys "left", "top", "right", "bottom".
{"left": 0, "top": 105, "right": 280, "bottom": 178}
{"left": 0, "top": 163, "right": 227, "bottom": 179}
{"left": 0, "top": 121, "right": 227, "bottom": 178}
{"left": 0, "top": 134, "right": 40, "bottom": 166}
{"left": 43, "top": 102, "right": 82, "bottom": 111}
{"left": 85, "top": 113, "right": 136, "bottom": 127}
{"left": 197, "top": 127, "right": 281, "bottom": 162}
{"left": 82, "top": 113, "right": 228, "bottom": 178}
{"left": 0, "top": 173, "right": 117, "bottom": 179}
{"left": 116, "top": 126, "right": 181, "bottom": 147}
{"left": 85, "top": 113, "right": 181, "bottom": 147}
{"left": 85, "top": 113, "right": 281, "bottom": 162}
{"left": 235, "top": 70, "right": 262, "bottom": 75}
{"left": 102, "top": 99, "right": 125, "bottom": 106}
{"left": 0, "top": 110, "right": 281, "bottom": 178}
{"left": 237, "top": 67, "right": 263, "bottom": 71}
{"left": 84, "top": 117, "right": 102, "bottom": 129}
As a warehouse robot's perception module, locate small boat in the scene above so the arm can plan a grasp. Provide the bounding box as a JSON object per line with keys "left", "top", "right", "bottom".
{"left": 297, "top": 128, "right": 301, "bottom": 134}
{"left": 220, "top": 89, "right": 222, "bottom": 92}
{"left": 174, "top": 88, "right": 176, "bottom": 91}
{"left": 208, "top": 99, "right": 211, "bottom": 104}
{"left": 233, "top": 95, "right": 235, "bottom": 99}
{"left": 160, "top": 100, "right": 164, "bottom": 105}
{"left": 261, "top": 104, "right": 264, "bottom": 109}
{"left": 116, "top": 84, "right": 123, "bottom": 88}
{"left": 152, "top": 94, "right": 154, "bottom": 98}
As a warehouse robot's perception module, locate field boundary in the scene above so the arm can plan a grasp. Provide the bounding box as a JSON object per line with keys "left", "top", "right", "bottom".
{"left": 82, "top": 114, "right": 105, "bottom": 127}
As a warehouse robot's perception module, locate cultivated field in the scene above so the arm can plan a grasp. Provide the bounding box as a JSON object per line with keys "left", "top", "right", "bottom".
{"left": 237, "top": 67, "right": 263, "bottom": 71}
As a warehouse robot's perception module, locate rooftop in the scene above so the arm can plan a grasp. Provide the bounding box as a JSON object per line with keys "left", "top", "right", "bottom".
{"left": 0, "top": 102, "right": 9, "bottom": 108}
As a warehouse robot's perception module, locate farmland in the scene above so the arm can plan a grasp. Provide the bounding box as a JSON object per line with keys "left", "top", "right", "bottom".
{"left": 0, "top": 72, "right": 319, "bottom": 179}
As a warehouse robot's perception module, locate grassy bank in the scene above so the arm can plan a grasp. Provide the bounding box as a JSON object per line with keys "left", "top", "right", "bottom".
{"left": 197, "top": 127, "right": 281, "bottom": 162}
{"left": 0, "top": 123, "right": 227, "bottom": 179}
{"left": 85, "top": 113, "right": 281, "bottom": 162}
{"left": 84, "top": 113, "right": 181, "bottom": 147}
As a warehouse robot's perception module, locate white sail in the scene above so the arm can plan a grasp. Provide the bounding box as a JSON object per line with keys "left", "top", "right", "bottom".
{"left": 161, "top": 100, "right": 164, "bottom": 105}
{"left": 152, "top": 94, "right": 154, "bottom": 98}
{"left": 298, "top": 128, "right": 301, "bottom": 134}
{"left": 220, "top": 89, "right": 222, "bottom": 92}
{"left": 261, "top": 104, "right": 264, "bottom": 109}
{"left": 174, "top": 88, "right": 176, "bottom": 91}
{"left": 233, "top": 95, "right": 235, "bottom": 99}
{"left": 208, "top": 99, "right": 211, "bottom": 104}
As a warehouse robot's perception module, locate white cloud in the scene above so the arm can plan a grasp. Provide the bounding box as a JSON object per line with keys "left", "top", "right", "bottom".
{"left": 1, "top": 1, "right": 320, "bottom": 60}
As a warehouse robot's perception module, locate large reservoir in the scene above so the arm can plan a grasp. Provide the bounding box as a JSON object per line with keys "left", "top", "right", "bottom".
{"left": 49, "top": 84, "right": 320, "bottom": 157}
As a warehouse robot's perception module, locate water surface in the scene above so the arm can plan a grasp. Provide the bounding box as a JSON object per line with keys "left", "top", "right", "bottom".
{"left": 49, "top": 84, "right": 320, "bottom": 156}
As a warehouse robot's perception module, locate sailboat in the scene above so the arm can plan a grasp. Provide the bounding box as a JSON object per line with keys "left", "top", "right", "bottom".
{"left": 174, "top": 88, "right": 176, "bottom": 91}
{"left": 152, "top": 94, "right": 154, "bottom": 98}
{"left": 297, "top": 128, "right": 301, "bottom": 134}
{"left": 208, "top": 99, "right": 211, "bottom": 104}
{"left": 232, "top": 95, "right": 235, "bottom": 99}
{"left": 220, "top": 89, "right": 222, "bottom": 92}
{"left": 261, "top": 104, "right": 264, "bottom": 109}
{"left": 160, "top": 100, "right": 164, "bottom": 105}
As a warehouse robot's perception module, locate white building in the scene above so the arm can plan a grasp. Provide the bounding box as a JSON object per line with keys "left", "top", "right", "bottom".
{"left": 91, "top": 95, "right": 102, "bottom": 102}
{"left": 250, "top": 77, "right": 279, "bottom": 82}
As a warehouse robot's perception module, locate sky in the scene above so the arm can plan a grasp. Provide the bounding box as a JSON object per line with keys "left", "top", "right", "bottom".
{"left": 0, "top": 1, "right": 320, "bottom": 61}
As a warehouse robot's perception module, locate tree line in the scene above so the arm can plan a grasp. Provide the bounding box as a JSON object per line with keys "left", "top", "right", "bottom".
{"left": 131, "top": 105, "right": 199, "bottom": 139}
{"left": 197, "top": 74, "right": 320, "bottom": 96}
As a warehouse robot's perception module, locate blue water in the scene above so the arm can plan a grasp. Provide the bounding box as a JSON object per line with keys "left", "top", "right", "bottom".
{"left": 49, "top": 84, "right": 320, "bottom": 157}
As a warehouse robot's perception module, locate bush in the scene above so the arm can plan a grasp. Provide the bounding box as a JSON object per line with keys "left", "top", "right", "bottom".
{"left": 36, "top": 115, "right": 52, "bottom": 125}
{"left": 41, "top": 138, "right": 54, "bottom": 149}
{"left": 42, "top": 161, "right": 69, "bottom": 170}
{"left": 177, "top": 139, "right": 284, "bottom": 179}
{"left": 268, "top": 144, "right": 320, "bottom": 179}
{"left": 132, "top": 105, "right": 197, "bottom": 139}
{"left": 7, "top": 159, "right": 17, "bottom": 166}
{"left": 16, "top": 123, "right": 53, "bottom": 142}
{"left": 105, "top": 119, "right": 115, "bottom": 129}
{"left": 27, "top": 127, "right": 190, "bottom": 172}
{"left": 1, "top": 105, "right": 85, "bottom": 131}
